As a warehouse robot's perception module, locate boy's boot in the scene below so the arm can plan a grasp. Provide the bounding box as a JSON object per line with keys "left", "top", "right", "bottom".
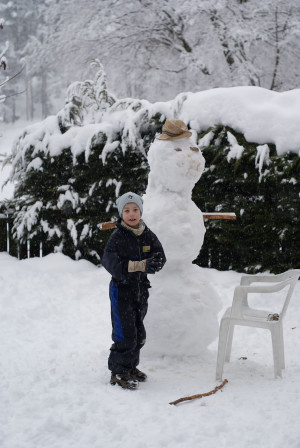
{"left": 110, "top": 373, "right": 139, "bottom": 390}
{"left": 130, "top": 367, "right": 147, "bottom": 382}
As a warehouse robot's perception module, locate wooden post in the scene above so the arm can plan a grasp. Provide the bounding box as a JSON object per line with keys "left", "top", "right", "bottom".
{"left": 6, "top": 214, "right": 9, "bottom": 253}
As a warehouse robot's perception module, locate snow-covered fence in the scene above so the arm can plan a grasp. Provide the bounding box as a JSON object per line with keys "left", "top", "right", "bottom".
{"left": 0, "top": 212, "right": 45, "bottom": 259}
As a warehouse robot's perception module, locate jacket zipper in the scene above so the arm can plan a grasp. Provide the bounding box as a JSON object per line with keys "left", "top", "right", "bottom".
{"left": 137, "top": 238, "right": 141, "bottom": 302}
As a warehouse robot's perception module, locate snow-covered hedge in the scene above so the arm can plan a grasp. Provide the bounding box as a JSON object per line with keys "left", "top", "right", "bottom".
{"left": 194, "top": 126, "right": 299, "bottom": 273}
{"left": 6, "top": 65, "right": 163, "bottom": 262}
{"left": 5, "top": 65, "right": 300, "bottom": 272}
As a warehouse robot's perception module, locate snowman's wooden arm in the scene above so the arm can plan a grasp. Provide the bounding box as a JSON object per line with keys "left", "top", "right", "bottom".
{"left": 203, "top": 212, "right": 236, "bottom": 220}
{"left": 98, "top": 221, "right": 118, "bottom": 230}
{"left": 98, "top": 213, "right": 236, "bottom": 230}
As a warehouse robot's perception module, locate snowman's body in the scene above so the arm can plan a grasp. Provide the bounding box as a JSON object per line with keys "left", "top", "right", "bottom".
{"left": 143, "top": 136, "right": 221, "bottom": 357}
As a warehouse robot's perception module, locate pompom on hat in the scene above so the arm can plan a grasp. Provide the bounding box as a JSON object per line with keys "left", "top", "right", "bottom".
{"left": 157, "top": 118, "right": 192, "bottom": 140}
{"left": 116, "top": 192, "right": 143, "bottom": 217}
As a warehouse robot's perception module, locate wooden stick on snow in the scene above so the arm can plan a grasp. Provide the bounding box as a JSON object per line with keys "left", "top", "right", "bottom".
{"left": 169, "top": 379, "right": 228, "bottom": 406}
{"left": 98, "top": 213, "right": 236, "bottom": 230}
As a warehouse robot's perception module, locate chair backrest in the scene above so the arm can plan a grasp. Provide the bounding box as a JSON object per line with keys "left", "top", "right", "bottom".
{"left": 240, "top": 269, "right": 300, "bottom": 286}
{"left": 232, "top": 270, "right": 299, "bottom": 320}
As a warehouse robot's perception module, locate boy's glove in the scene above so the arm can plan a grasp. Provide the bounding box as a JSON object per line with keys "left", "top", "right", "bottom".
{"left": 128, "top": 260, "right": 146, "bottom": 272}
{"left": 128, "top": 253, "right": 165, "bottom": 274}
{"left": 145, "top": 253, "right": 165, "bottom": 274}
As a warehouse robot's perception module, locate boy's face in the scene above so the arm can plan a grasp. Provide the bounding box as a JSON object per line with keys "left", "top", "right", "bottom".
{"left": 122, "top": 202, "right": 141, "bottom": 228}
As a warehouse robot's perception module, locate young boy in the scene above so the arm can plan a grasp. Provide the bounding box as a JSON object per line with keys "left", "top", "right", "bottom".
{"left": 102, "top": 192, "right": 166, "bottom": 390}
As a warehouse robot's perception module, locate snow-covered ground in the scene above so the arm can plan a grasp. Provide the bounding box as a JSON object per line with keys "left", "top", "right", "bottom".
{"left": 1, "top": 252, "right": 300, "bottom": 448}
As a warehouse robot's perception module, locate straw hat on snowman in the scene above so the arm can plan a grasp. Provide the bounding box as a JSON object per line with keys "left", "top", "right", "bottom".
{"left": 157, "top": 119, "right": 192, "bottom": 140}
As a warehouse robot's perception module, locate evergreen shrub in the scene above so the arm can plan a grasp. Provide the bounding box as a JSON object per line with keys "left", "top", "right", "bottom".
{"left": 3, "top": 66, "right": 299, "bottom": 273}
{"left": 194, "top": 126, "right": 300, "bottom": 273}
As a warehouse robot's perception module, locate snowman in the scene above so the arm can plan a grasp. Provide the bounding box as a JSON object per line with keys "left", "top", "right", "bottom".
{"left": 143, "top": 119, "right": 221, "bottom": 358}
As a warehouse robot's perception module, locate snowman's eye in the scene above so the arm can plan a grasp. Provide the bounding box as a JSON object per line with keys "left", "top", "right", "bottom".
{"left": 174, "top": 148, "right": 182, "bottom": 152}
{"left": 190, "top": 146, "right": 199, "bottom": 152}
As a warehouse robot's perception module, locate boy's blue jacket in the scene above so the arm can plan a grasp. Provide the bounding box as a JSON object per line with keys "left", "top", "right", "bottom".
{"left": 102, "top": 218, "right": 166, "bottom": 285}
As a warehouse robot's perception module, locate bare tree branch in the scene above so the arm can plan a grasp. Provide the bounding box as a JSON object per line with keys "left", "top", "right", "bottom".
{"left": 0, "top": 64, "right": 25, "bottom": 88}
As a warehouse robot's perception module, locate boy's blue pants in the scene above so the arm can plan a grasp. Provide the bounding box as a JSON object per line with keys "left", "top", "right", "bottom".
{"left": 108, "top": 280, "right": 149, "bottom": 374}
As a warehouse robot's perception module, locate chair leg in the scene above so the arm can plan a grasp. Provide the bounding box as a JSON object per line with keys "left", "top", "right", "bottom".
{"left": 270, "top": 327, "right": 282, "bottom": 378}
{"left": 216, "top": 318, "right": 231, "bottom": 381}
{"left": 278, "top": 323, "right": 285, "bottom": 370}
{"left": 225, "top": 324, "right": 234, "bottom": 362}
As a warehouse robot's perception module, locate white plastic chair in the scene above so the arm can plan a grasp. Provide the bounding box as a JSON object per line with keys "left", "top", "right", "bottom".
{"left": 216, "top": 270, "right": 300, "bottom": 380}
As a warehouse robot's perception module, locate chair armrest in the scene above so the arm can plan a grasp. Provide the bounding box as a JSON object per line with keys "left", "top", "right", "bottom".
{"left": 240, "top": 269, "right": 300, "bottom": 285}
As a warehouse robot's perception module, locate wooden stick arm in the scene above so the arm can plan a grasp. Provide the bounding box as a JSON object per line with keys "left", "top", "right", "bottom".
{"left": 98, "top": 221, "right": 118, "bottom": 230}
{"left": 98, "top": 213, "right": 236, "bottom": 230}
{"left": 203, "top": 212, "right": 236, "bottom": 220}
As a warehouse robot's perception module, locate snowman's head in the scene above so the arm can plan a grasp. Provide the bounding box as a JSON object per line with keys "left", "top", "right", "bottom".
{"left": 147, "top": 136, "right": 205, "bottom": 194}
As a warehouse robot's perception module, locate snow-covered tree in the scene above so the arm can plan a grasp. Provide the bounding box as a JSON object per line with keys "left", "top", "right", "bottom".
{"left": 0, "top": 16, "right": 8, "bottom": 108}
{"left": 40, "top": 0, "right": 300, "bottom": 101}
{"left": 0, "top": 0, "right": 54, "bottom": 120}
{"left": 2, "top": 0, "right": 300, "bottom": 121}
{"left": 0, "top": 3, "right": 27, "bottom": 122}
